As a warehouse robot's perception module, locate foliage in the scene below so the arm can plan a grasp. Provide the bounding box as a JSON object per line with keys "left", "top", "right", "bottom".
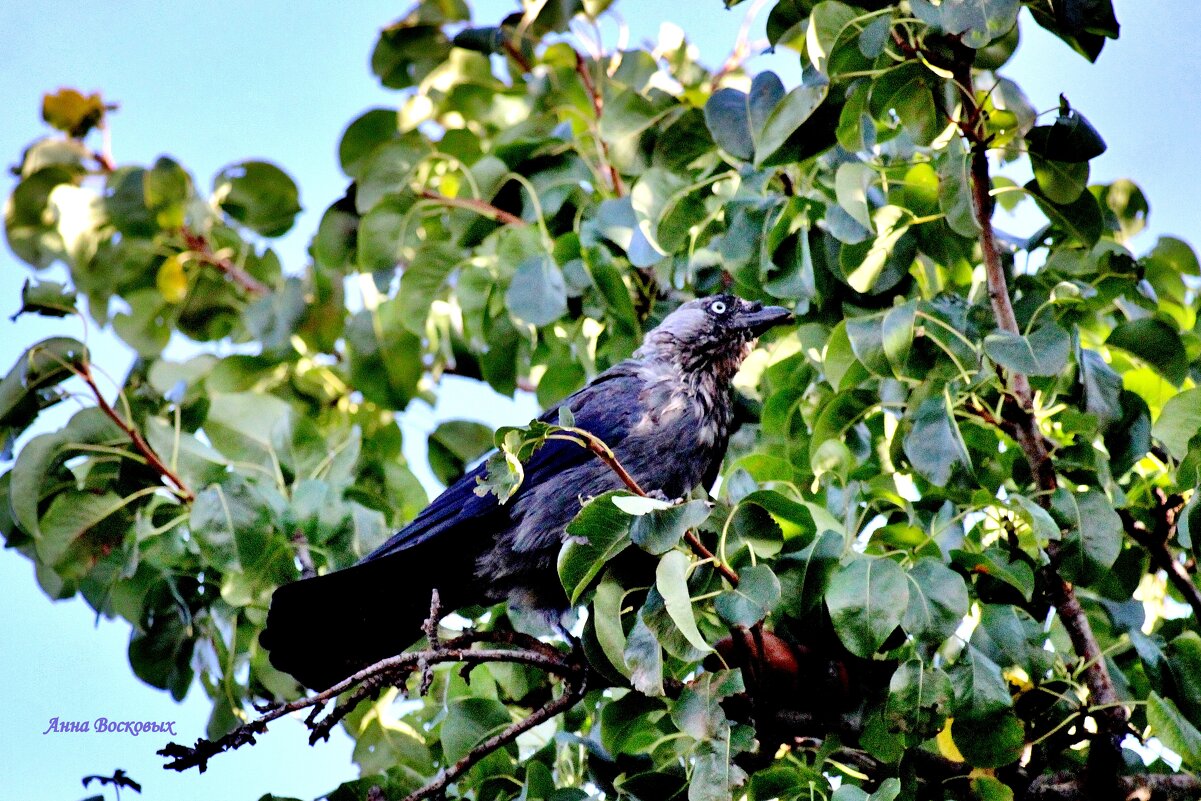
{"left": 4, "top": 0, "right": 1201, "bottom": 799}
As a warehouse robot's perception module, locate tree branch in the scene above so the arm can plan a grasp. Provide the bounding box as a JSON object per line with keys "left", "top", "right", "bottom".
{"left": 949, "top": 53, "right": 1127, "bottom": 794}
{"left": 400, "top": 676, "right": 587, "bottom": 801}
{"left": 290, "top": 530, "right": 316, "bottom": 580}
{"left": 158, "top": 624, "right": 582, "bottom": 774}
{"left": 418, "top": 189, "right": 527, "bottom": 227}
{"left": 573, "top": 51, "right": 625, "bottom": 197}
{"left": 179, "top": 228, "right": 270, "bottom": 296}
{"left": 1120, "top": 492, "right": 1201, "bottom": 622}
{"left": 1025, "top": 771, "right": 1201, "bottom": 801}
{"left": 572, "top": 430, "right": 741, "bottom": 587}
{"left": 75, "top": 362, "right": 194, "bottom": 503}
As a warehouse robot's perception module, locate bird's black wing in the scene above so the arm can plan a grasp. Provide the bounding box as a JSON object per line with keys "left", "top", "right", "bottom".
{"left": 362, "top": 362, "right": 644, "bottom": 560}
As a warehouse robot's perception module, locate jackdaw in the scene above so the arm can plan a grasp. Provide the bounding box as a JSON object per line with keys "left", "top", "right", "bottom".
{"left": 261, "top": 294, "right": 792, "bottom": 690}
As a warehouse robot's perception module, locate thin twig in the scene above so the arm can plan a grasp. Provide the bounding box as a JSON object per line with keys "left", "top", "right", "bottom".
{"left": 179, "top": 228, "right": 270, "bottom": 296}
{"left": 573, "top": 51, "right": 625, "bottom": 197}
{"left": 418, "top": 189, "right": 527, "bottom": 227}
{"left": 502, "top": 39, "right": 534, "bottom": 75}
{"left": 438, "top": 363, "right": 537, "bottom": 394}
{"left": 158, "top": 628, "right": 578, "bottom": 773}
{"left": 290, "top": 531, "right": 316, "bottom": 580}
{"left": 1120, "top": 493, "right": 1201, "bottom": 622}
{"left": 577, "top": 433, "right": 741, "bottom": 586}
{"left": 75, "top": 363, "right": 194, "bottom": 502}
{"left": 708, "top": 0, "right": 770, "bottom": 89}
{"left": 401, "top": 676, "right": 587, "bottom": 801}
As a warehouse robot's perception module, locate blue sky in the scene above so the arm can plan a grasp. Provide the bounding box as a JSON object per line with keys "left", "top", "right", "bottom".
{"left": 1, "top": 2, "right": 1198, "bottom": 799}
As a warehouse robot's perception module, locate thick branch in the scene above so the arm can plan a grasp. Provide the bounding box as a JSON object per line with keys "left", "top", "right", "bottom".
{"left": 950, "top": 55, "right": 1127, "bottom": 792}
{"left": 76, "top": 363, "right": 194, "bottom": 502}
{"left": 418, "top": 189, "right": 527, "bottom": 227}
{"left": 180, "top": 229, "right": 270, "bottom": 296}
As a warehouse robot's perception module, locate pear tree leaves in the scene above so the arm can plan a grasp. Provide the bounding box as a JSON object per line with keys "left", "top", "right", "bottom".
{"left": 3, "top": 3, "right": 1198, "bottom": 800}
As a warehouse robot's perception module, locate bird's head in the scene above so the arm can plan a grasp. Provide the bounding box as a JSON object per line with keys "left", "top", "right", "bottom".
{"left": 636, "top": 294, "right": 794, "bottom": 379}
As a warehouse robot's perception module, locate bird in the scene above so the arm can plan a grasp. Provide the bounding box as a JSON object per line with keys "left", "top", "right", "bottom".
{"left": 261, "top": 294, "right": 793, "bottom": 690}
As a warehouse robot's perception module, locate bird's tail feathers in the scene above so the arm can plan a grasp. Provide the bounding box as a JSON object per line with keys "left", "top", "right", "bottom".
{"left": 261, "top": 545, "right": 472, "bottom": 691}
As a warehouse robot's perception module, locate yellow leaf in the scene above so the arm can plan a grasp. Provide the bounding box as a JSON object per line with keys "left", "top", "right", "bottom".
{"left": 937, "top": 718, "right": 966, "bottom": 763}
{"left": 438, "top": 173, "right": 461, "bottom": 198}
{"left": 42, "top": 88, "right": 107, "bottom": 138}
{"left": 156, "top": 255, "right": 189, "bottom": 303}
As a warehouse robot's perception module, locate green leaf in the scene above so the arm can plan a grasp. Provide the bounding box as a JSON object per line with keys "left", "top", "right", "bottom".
{"left": 630, "top": 167, "right": 709, "bottom": 255}
{"left": 845, "top": 303, "right": 916, "bottom": 378}
{"left": 715, "top": 565, "right": 782, "bottom": 627}
{"left": 1025, "top": 108, "right": 1107, "bottom": 162}
{"left": 1107, "top": 318, "right": 1188, "bottom": 386}
{"left": 593, "top": 573, "right": 632, "bottom": 677}
{"left": 755, "top": 84, "right": 829, "bottom": 167}
{"left": 655, "top": 550, "right": 712, "bottom": 653}
{"left": 826, "top": 557, "right": 908, "bottom": 658}
{"left": 835, "top": 162, "right": 874, "bottom": 231}
{"left": 441, "top": 697, "right": 513, "bottom": 762}
{"left": 12, "top": 279, "right": 76, "bottom": 319}
{"left": 213, "top": 161, "right": 301, "bottom": 238}
{"left": 427, "top": 420, "right": 493, "bottom": 486}
{"left": 672, "top": 669, "right": 744, "bottom": 740}
{"left": 1030, "top": 155, "right": 1088, "bottom": 204}
{"left": 558, "top": 491, "right": 635, "bottom": 604}
{"left": 1147, "top": 693, "right": 1201, "bottom": 771}
{"left": 10, "top": 408, "right": 119, "bottom": 538}
{"left": 951, "top": 712, "right": 1025, "bottom": 768}
{"left": 398, "top": 242, "right": 461, "bottom": 334}
{"left": 1078, "top": 347, "right": 1123, "bottom": 426}
{"left": 951, "top": 547, "right": 1036, "bottom": 602}
{"left": 983, "top": 325, "right": 1071, "bottom": 377}
{"left": 777, "top": 529, "right": 843, "bottom": 619}
{"left": 1049, "top": 488, "right": 1122, "bottom": 586}
{"left": 339, "top": 108, "right": 400, "bottom": 178}
{"left": 624, "top": 613, "right": 664, "bottom": 696}
{"left": 703, "top": 72, "right": 788, "bottom": 162}
{"left": 885, "top": 659, "right": 954, "bottom": 743}
{"left": 344, "top": 302, "right": 423, "bottom": 410}
{"left": 950, "top": 645, "right": 1013, "bottom": 719}
{"left": 630, "top": 500, "right": 711, "bottom": 555}
{"left": 902, "top": 558, "right": 969, "bottom": 644}
{"left": 1153, "top": 388, "right": 1201, "bottom": 460}
{"left": 938, "top": 146, "right": 979, "bottom": 238}
{"left": 869, "top": 62, "right": 939, "bottom": 145}
{"left": 1010, "top": 495, "right": 1060, "bottom": 545}
{"left": 507, "top": 255, "right": 567, "bottom": 327}
{"left": 806, "top": 2, "right": 858, "bottom": 74}
{"left": 36, "top": 490, "right": 123, "bottom": 566}
{"left": 1026, "top": 179, "right": 1103, "bottom": 246}
{"left": 911, "top": 0, "right": 1019, "bottom": 48}
{"left": 903, "top": 393, "right": 971, "bottom": 487}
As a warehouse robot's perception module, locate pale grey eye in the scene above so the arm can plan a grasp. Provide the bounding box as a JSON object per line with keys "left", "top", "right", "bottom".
{"left": 710, "top": 301, "right": 727, "bottom": 314}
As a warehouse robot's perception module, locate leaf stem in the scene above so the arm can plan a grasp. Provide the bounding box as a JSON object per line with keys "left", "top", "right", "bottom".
{"left": 74, "top": 362, "right": 194, "bottom": 502}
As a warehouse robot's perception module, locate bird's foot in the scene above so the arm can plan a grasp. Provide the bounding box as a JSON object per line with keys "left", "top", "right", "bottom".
{"left": 646, "top": 488, "right": 685, "bottom": 504}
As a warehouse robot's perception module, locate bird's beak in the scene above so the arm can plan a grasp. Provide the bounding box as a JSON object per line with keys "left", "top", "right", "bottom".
{"left": 738, "top": 304, "right": 794, "bottom": 336}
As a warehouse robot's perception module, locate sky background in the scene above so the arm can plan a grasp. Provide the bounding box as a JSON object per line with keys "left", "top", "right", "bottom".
{"left": 1, "top": 1, "right": 1199, "bottom": 799}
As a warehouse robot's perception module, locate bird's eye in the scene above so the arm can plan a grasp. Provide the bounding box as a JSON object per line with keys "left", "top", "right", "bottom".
{"left": 710, "top": 300, "right": 727, "bottom": 315}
